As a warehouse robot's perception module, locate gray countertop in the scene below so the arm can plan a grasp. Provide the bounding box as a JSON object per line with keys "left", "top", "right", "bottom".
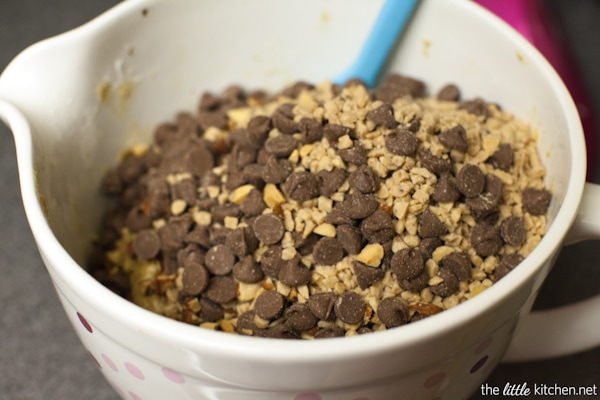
{"left": 1, "top": 1, "right": 599, "bottom": 399}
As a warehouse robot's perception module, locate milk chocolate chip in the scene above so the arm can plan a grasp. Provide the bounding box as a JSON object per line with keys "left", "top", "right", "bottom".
{"left": 308, "top": 292, "right": 336, "bottom": 320}
{"left": 334, "top": 291, "right": 365, "bottom": 324}
{"left": 385, "top": 128, "right": 418, "bottom": 156}
{"left": 255, "top": 290, "right": 285, "bottom": 320}
{"left": 522, "top": 187, "right": 551, "bottom": 215}
{"left": 471, "top": 223, "right": 502, "bottom": 257}
{"left": 132, "top": 229, "right": 161, "bottom": 260}
{"left": 253, "top": 214, "right": 285, "bottom": 245}
{"left": 313, "top": 237, "right": 344, "bottom": 266}
{"left": 377, "top": 297, "right": 408, "bottom": 328}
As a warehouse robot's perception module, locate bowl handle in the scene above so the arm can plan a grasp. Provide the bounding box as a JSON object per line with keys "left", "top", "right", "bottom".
{"left": 503, "top": 182, "right": 600, "bottom": 361}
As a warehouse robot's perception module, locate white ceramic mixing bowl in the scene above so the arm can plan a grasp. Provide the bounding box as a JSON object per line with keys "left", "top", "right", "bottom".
{"left": 2, "top": 0, "right": 600, "bottom": 399}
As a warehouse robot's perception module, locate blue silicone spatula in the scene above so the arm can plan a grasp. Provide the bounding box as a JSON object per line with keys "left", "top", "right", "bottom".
{"left": 332, "top": 0, "right": 420, "bottom": 88}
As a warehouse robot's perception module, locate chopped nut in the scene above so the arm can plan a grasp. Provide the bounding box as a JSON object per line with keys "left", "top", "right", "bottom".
{"left": 356, "top": 243, "right": 384, "bottom": 267}
{"left": 170, "top": 199, "right": 187, "bottom": 216}
{"left": 263, "top": 183, "right": 286, "bottom": 208}
{"left": 229, "top": 184, "right": 256, "bottom": 204}
{"left": 313, "top": 223, "right": 336, "bottom": 237}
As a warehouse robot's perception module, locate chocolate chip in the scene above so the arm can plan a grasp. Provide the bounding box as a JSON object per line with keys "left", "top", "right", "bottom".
{"left": 317, "top": 168, "right": 348, "bottom": 197}
{"left": 377, "top": 297, "right": 408, "bottom": 329}
{"left": 281, "top": 81, "right": 314, "bottom": 98}
{"left": 342, "top": 192, "right": 379, "bottom": 219}
{"left": 240, "top": 188, "right": 267, "bottom": 216}
{"left": 117, "top": 155, "right": 146, "bottom": 185}
{"left": 488, "top": 143, "right": 513, "bottom": 171}
{"left": 337, "top": 140, "right": 367, "bottom": 165}
{"left": 348, "top": 164, "right": 380, "bottom": 194}
{"left": 255, "top": 290, "right": 285, "bottom": 320}
{"left": 385, "top": 128, "right": 419, "bottom": 156}
{"left": 437, "top": 84, "right": 460, "bottom": 101}
{"left": 186, "top": 224, "right": 211, "bottom": 249}
{"left": 457, "top": 164, "right": 485, "bottom": 198}
{"left": 485, "top": 174, "right": 504, "bottom": 203}
{"left": 132, "top": 229, "right": 161, "bottom": 260}
{"left": 230, "top": 144, "right": 257, "bottom": 168}
{"left": 399, "top": 269, "right": 429, "bottom": 292}
{"left": 373, "top": 74, "right": 425, "bottom": 103}
{"left": 471, "top": 223, "right": 502, "bottom": 257}
{"left": 353, "top": 261, "right": 385, "bottom": 290}
{"left": 264, "top": 134, "right": 297, "bottom": 157}
{"left": 522, "top": 187, "right": 551, "bottom": 215}
{"left": 158, "top": 215, "right": 192, "bottom": 252}
{"left": 205, "top": 275, "right": 237, "bottom": 303}
{"left": 253, "top": 214, "right": 284, "bottom": 245}
{"left": 466, "top": 192, "right": 498, "bottom": 221}
{"left": 242, "top": 163, "right": 265, "bottom": 187}
{"left": 441, "top": 252, "right": 472, "bottom": 281}
{"left": 286, "top": 303, "right": 318, "bottom": 332}
{"left": 430, "top": 268, "right": 459, "bottom": 297}
{"left": 323, "top": 124, "right": 353, "bottom": 146}
{"left": 247, "top": 115, "right": 271, "bottom": 148}
{"left": 494, "top": 253, "right": 525, "bottom": 281}
{"left": 232, "top": 255, "right": 264, "bottom": 283}
{"left": 272, "top": 106, "right": 299, "bottom": 134}
{"left": 439, "top": 125, "right": 468, "bottom": 152}
{"left": 366, "top": 103, "right": 397, "bottom": 129}
{"left": 308, "top": 292, "right": 337, "bottom": 320}
{"left": 259, "top": 245, "right": 284, "bottom": 278}
{"left": 278, "top": 258, "right": 311, "bottom": 287}
{"left": 177, "top": 244, "right": 204, "bottom": 267}
{"left": 182, "top": 262, "right": 209, "bottom": 295}
{"left": 209, "top": 226, "right": 232, "bottom": 246}
{"left": 171, "top": 179, "right": 198, "bottom": 205}
{"left": 418, "top": 209, "right": 448, "bottom": 238}
{"left": 314, "top": 325, "right": 344, "bottom": 339}
{"left": 432, "top": 174, "right": 461, "bottom": 203}
{"left": 236, "top": 310, "right": 259, "bottom": 335}
{"left": 336, "top": 225, "right": 364, "bottom": 255}
{"left": 101, "top": 169, "right": 122, "bottom": 195}
{"left": 204, "top": 244, "right": 236, "bottom": 276}
{"left": 313, "top": 237, "right": 344, "bottom": 266}
{"left": 418, "top": 148, "right": 452, "bottom": 174}
{"left": 293, "top": 232, "right": 320, "bottom": 256}
{"left": 199, "top": 298, "right": 224, "bottom": 322}
{"left": 265, "top": 323, "right": 299, "bottom": 339}
{"left": 334, "top": 291, "right": 365, "bottom": 324}
{"left": 391, "top": 247, "right": 425, "bottom": 280}
{"left": 405, "top": 116, "right": 422, "bottom": 133}
{"left": 284, "top": 171, "right": 320, "bottom": 203}
{"left": 211, "top": 203, "right": 241, "bottom": 222}
{"left": 360, "top": 209, "right": 395, "bottom": 243}
{"left": 459, "top": 97, "right": 491, "bottom": 118}
{"left": 324, "top": 202, "right": 355, "bottom": 226}
{"left": 419, "top": 237, "right": 442, "bottom": 260}
{"left": 226, "top": 226, "right": 258, "bottom": 257}
{"left": 299, "top": 117, "right": 323, "bottom": 144}
{"left": 262, "top": 155, "right": 292, "bottom": 184}
{"left": 500, "top": 216, "right": 526, "bottom": 246}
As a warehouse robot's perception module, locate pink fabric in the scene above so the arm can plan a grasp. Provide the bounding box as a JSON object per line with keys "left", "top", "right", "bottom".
{"left": 475, "top": 0, "right": 597, "bottom": 176}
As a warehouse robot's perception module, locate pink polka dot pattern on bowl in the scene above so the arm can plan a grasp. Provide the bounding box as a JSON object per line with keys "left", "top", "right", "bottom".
{"left": 470, "top": 355, "right": 489, "bottom": 374}
{"left": 125, "top": 362, "right": 145, "bottom": 380}
{"left": 128, "top": 391, "right": 143, "bottom": 400}
{"left": 102, "top": 354, "right": 119, "bottom": 372}
{"left": 162, "top": 367, "right": 186, "bottom": 384}
{"left": 77, "top": 312, "right": 93, "bottom": 333}
{"left": 423, "top": 371, "right": 446, "bottom": 388}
